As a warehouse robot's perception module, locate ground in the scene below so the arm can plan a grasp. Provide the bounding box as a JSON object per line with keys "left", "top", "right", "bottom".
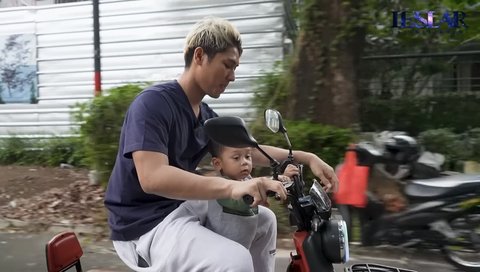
{"left": 0, "top": 165, "right": 107, "bottom": 236}
{"left": 0, "top": 165, "right": 88, "bottom": 206}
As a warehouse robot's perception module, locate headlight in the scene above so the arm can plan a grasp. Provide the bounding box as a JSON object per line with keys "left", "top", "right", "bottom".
{"left": 309, "top": 179, "right": 331, "bottom": 213}
{"left": 322, "top": 219, "right": 349, "bottom": 263}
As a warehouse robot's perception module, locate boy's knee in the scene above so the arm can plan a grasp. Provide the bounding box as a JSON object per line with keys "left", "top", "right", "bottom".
{"left": 259, "top": 206, "right": 277, "bottom": 228}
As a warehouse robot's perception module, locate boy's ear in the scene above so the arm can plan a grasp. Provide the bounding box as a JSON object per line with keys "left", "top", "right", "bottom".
{"left": 211, "top": 157, "right": 222, "bottom": 171}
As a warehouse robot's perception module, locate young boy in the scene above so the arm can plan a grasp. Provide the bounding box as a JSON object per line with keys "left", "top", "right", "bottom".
{"left": 206, "top": 142, "right": 298, "bottom": 249}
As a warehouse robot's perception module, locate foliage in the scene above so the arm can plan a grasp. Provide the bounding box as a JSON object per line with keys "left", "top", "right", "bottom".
{"left": 360, "top": 1, "right": 480, "bottom": 98}
{"left": 252, "top": 119, "right": 354, "bottom": 176}
{"left": 0, "top": 136, "right": 84, "bottom": 166}
{"left": 360, "top": 92, "right": 480, "bottom": 135}
{"left": 363, "top": 0, "right": 480, "bottom": 55}
{"left": 467, "top": 128, "right": 480, "bottom": 161}
{"left": 0, "top": 137, "right": 33, "bottom": 164}
{"left": 73, "top": 84, "right": 145, "bottom": 186}
{"left": 417, "top": 129, "right": 467, "bottom": 170}
{"left": 41, "top": 137, "right": 86, "bottom": 166}
{"left": 418, "top": 127, "right": 480, "bottom": 170}
{"left": 250, "top": 60, "right": 292, "bottom": 131}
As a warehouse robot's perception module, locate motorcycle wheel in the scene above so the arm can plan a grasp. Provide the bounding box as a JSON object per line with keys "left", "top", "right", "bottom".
{"left": 443, "top": 213, "right": 480, "bottom": 272}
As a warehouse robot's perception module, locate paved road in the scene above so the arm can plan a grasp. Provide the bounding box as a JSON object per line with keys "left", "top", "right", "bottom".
{"left": 0, "top": 231, "right": 458, "bottom": 271}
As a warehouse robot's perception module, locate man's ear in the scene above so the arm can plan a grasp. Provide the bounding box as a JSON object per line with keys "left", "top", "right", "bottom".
{"left": 211, "top": 157, "right": 222, "bottom": 171}
{"left": 193, "top": 47, "right": 206, "bottom": 65}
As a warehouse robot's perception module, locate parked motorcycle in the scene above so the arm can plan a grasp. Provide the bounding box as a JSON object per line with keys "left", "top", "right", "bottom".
{"left": 204, "top": 109, "right": 417, "bottom": 272}
{"left": 337, "top": 135, "right": 480, "bottom": 272}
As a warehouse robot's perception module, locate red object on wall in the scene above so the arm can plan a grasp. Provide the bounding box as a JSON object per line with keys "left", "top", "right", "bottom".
{"left": 94, "top": 71, "right": 101, "bottom": 97}
{"left": 333, "top": 146, "right": 369, "bottom": 207}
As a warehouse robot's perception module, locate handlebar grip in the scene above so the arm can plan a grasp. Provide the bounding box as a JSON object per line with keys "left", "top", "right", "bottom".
{"left": 243, "top": 191, "right": 277, "bottom": 205}
{"left": 243, "top": 195, "right": 254, "bottom": 205}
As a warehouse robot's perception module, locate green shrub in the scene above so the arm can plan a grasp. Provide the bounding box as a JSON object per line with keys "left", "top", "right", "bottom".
{"left": 360, "top": 93, "right": 480, "bottom": 135}
{"left": 253, "top": 119, "right": 353, "bottom": 165}
{"left": 74, "top": 84, "right": 145, "bottom": 186}
{"left": 0, "top": 136, "right": 84, "bottom": 166}
{"left": 417, "top": 128, "right": 476, "bottom": 171}
{"left": 0, "top": 137, "right": 33, "bottom": 164}
{"left": 251, "top": 119, "right": 354, "bottom": 183}
{"left": 40, "top": 137, "right": 86, "bottom": 166}
{"left": 467, "top": 128, "right": 480, "bottom": 162}
{"left": 251, "top": 61, "right": 291, "bottom": 119}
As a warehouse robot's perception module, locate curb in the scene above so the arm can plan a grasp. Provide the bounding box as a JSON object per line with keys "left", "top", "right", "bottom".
{"left": 0, "top": 218, "right": 107, "bottom": 237}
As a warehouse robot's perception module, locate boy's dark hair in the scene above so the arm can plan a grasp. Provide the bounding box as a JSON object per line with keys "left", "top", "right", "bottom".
{"left": 209, "top": 140, "right": 224, "bottom": 158}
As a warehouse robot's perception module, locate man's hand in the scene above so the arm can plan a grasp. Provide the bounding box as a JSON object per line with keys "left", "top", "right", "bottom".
{"left": 230, "top": 177, "right": 287, "bottom": 207}
{"left": 309, "top": 156, "right": 339, "bottom": 193}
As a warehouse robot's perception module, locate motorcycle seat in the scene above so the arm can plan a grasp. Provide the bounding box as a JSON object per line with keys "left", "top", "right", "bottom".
{"left": 404, "top": 174, "right": 480, "bottom": 200}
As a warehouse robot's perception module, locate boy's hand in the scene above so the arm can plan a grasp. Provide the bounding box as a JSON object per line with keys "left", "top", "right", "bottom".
{"left": 283, "top": 164, "right": 299, "bottom": 178}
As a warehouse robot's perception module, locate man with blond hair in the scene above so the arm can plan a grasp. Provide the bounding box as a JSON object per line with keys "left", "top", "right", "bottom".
{"left": 105, "top": 17, "right": 339, "bottom": 272}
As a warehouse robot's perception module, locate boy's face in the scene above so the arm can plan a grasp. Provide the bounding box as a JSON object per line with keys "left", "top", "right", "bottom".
{"left": 212, "top": 146, "right": 252, "bottom": 180}
{"left": 195, "top": 46, "right": 240, "bottom": 99}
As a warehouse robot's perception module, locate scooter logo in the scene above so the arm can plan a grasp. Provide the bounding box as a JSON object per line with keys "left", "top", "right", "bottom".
{"left": 392, "top": 11, "right": 467, "bottom": 30}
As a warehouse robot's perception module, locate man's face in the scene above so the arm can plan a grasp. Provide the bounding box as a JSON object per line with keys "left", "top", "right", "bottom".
{"left": 212, "top": 146, "right": 252, "bottom": 180}
{"left": 197, "top": 47, "right": 240, "bottom": 98}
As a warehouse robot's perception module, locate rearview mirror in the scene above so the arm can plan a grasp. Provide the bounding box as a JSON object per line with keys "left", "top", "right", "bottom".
{"left": 265, "top": 109, "right": 286, "bottom": 133}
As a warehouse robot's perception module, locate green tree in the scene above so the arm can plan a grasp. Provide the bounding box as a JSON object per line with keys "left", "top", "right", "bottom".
{"left": 255, "top": 0, "right": 479, "bottom": 127}
{"left": 284, "top": 0, "right": 367, "bottom": 128}
{"left": 361, "top": 1, "right": 479, "bottom": 97}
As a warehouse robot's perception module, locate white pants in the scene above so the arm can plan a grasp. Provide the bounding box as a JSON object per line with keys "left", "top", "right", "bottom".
{"left": 113, "top": 200, "right": 277, "bottom": 272}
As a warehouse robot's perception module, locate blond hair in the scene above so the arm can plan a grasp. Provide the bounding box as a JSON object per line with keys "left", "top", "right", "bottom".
{"left": 184, "top": 17, "right": 242, "bottom": 67}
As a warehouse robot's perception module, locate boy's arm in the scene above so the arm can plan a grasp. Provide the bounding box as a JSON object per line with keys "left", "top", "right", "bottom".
{"left": 252, "top": 145, "right": 339, "bottom": 192}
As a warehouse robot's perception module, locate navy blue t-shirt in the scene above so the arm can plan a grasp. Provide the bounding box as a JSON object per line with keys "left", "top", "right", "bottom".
{"left": 104, "top": 80, "right": 218, "bottom": 241}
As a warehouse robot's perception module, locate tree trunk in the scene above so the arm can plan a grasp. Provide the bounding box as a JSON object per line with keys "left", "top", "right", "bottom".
{"left": 286, "top": 0, "right": 365, "bottom": 128}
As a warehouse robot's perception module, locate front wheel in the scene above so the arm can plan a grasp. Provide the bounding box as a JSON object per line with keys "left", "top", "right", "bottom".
{"left": 443, "top": 213, "right": 480, "bottom": 272}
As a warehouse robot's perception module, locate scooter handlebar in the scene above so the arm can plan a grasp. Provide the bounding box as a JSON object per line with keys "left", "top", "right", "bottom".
{"left": 243, "top": 191, "right": 276, "bottom": 205}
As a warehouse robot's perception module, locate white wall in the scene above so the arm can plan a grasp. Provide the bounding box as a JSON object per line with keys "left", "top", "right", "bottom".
{"left": 0, "top": 0, "right": 286, "bottom": 137}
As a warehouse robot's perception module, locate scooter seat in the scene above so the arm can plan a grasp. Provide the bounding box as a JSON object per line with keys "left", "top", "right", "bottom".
{"left": 404, "top": 174, "right": 480, "bottom": 200}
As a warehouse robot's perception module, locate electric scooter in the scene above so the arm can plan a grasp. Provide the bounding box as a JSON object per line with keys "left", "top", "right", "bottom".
{"left": 204, "top": 109, "right": 417, "bottom": 272}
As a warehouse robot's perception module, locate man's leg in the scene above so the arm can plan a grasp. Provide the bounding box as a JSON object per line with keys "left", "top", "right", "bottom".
{"left": 115, "top": 200, "right": 254, "bottom": 272}
{"left": 249, "top": 205, "right": 277, "bottom": 272}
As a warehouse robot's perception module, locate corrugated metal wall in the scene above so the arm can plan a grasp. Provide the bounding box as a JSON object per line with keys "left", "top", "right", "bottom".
{"left": 0, "top": 0, "right": 286, "bottom": 138}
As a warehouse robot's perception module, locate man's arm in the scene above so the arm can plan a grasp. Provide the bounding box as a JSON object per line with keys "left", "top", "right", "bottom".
{"left": 252, "top": 145, "right": 339, "bottom": 192}
{"left": 133, "top": 150, "right": 287, "bottom": 205}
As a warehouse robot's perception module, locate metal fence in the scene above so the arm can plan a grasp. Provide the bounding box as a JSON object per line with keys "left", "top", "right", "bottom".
{"left": 0, "top": 0, "right": 287, "bottom": 138}
{"left": 359, "top": 49, "right": 480, "bottom": 98}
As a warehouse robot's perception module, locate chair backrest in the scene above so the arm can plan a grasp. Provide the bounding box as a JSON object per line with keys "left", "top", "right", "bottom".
{"left": 46, "top": 231, "right": 84, "bottom": 272}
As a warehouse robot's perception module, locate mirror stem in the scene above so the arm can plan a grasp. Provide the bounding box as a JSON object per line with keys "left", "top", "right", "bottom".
{"left": 283, "top": 132, "right": 294, "bottom": 161}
